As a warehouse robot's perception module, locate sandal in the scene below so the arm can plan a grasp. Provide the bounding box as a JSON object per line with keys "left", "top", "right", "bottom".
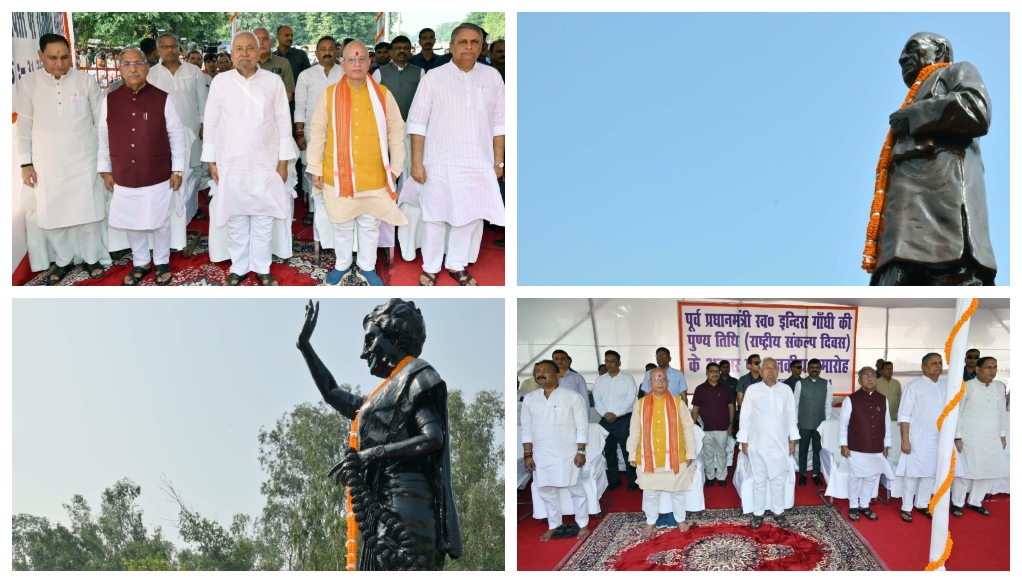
{"left": 751, "top": 515, "right": 763, "bottom": 529}
{"left": 966, "top": 504, "right": 992, "bottom": 516}
{"left": 848, "top": 508, "right": 860, "bottom": 522}
{"left": 447, "top": 269, "right": 477, "bottom": 286}
{"left": 226, "top": 272, "right": 246, "bottom": 286}
{"left": 951, "top": 505, "right": 963, "bottom": 518}
{"left": 154, "top": 264, "right": 173, "bottom": 286}
{"left": 773, "top": 513, "right": 789, "bottom": 529}
{"left": 550, "top": 524, "right": 568, "bottom": 540}
{"left": 43, "top": 262, "right": 74, "bottom": 285}
{"left": 302, "top": 210, "right": 314, "bottom": 226}
{"left": 915, "top": 507, "right": 933, "bottom": 519}
{"left": 256, "top": 272, "right": 278, "bottom": 286}
{"left": 419, "top": 271, "right": 437, "bottom": 286}
{"left": 562, "top": 523, "right": 580, "bottom": 538}
{"left": 859, "top": 507, "right": 878, "bottom": 521}
{"left": 83, "top": 261, "right": 105, "bottom": 279}
{"left": 900, "top": 510, "right": 913, "bottom": 523}
{"left": 122, "top": 264, "right": 153, "bottom": 286}
{"left": 194, "top": 208, "right": 207, "bottom": 221}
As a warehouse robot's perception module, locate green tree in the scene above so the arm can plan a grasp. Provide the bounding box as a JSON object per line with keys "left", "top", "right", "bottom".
{"left": 464, "top": 12, "right": 505, "bottom": 41}
{"left": 72, "top": 13, "right": 231, "bottom": 48}
{"left": 233, "top": 13, "right": 378, "bottom": 48}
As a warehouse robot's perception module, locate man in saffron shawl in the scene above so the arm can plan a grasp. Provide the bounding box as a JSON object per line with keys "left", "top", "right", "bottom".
{"left": 871, "top": 32, "right": 996, "bottom": 286}
{"left": 627, "top": 368, "right": 698, "bottom": 537}
{"left": 297, "top": 300, "right": 462, "bottom": 570}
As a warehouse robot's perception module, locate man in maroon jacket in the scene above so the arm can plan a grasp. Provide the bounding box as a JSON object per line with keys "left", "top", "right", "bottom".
{"left": 98, "top": 47, "right": 186, "bottom": 285}
{"left": 838, "top": 366, "right": 892, "bottom": 521}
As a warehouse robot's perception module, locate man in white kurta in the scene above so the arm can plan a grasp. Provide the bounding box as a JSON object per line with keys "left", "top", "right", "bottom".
{"left": 16, "top": 33, "right": 109, "bottom": 283}
{"left": 202, "top": 31, "right": 297, "bottom": 286}
{"left": 406, "top": 23, "right": 505, "bottom": 286}
{"left": 295, "top": 36, "right": 344, "bottom": 224}
{"left": 627, "top": 368, "right": 698, "bottom": 536}
{"left": 145, "top": 33, "right": 209, "bottom": 237}
{"left": 521, "top": 361, "right": 590, "bottom": 541}
{"left": 951, "top": 356, "right": 1008, "bottom": 516}
{"left": 839, "top": 367, "right": 892, "bottom": 522}
{"left": 896, "top": 352, "right": 946, "bottom": 521}
{"left": 97, "top": 49, "right": 187, "bottom": 285}
{"left": 736, "top": 358, "right": 799, "bottom": 528}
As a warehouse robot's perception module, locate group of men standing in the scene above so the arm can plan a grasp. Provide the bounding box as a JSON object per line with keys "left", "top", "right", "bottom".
{"left": 17, "top": 22, "right": 505, "bottom": 286}
{"left": 521, "top": 345, "right": 1008, "bottom": 540}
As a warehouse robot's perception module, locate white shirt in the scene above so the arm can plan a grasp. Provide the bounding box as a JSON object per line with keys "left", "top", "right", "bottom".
{"left": 838, "top": 390, "right": 894, "bottom": 478}
{"left": 14, "top": 68, "right": 106, "bottom": 229}
{"left": 520, "top": 387, "right": 589, "bottom": 488}
{"left": 294, "top": 63, "right": 345, "bottom": 124}
{"left": 593, "top": 371, "right": 638, "bottom": 417}
{"left": 794, "top": 377, "right": 836, "bottom": 424}
{"left": 148, "top": 61, "right": 208, "bottom": 131}
{"left": 405, "top": 62, "right": 505, "bottom": 226}
{"left": 97, "top": 89, "right": 186, "bottom": 230}
{"left": 896, "top": 376, "right": 946, "bottom": 478}
{"left": 201, "top": 69, "right": 297, "bottom": 226}
{"left": 641, "top": 366, "right": 689, "bottom": 398}
{"left": 736, "top": 381, "right": 799, "bottom": 479}
{"left": 955, "top": 378, "right": 1009, "bottom": 479}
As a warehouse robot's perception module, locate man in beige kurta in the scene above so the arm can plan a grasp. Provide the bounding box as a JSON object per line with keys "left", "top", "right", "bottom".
{"left": 307, "top": 40, "right": 406, "bottom": 286}
{"left": 627, "top": 368, "right": 698, "bottom": 536}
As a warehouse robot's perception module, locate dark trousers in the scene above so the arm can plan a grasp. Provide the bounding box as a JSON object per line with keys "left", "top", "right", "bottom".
{"left": 799, "top": 427, "right": 822, "bottom": 475}
{"left": 600, "top": 414, "right": 636, "bottom": 487}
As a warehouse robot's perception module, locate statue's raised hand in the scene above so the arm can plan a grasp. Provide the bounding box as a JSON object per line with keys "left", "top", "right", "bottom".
{"left": 297, "top": 300, "right": 319, "bottom": 348}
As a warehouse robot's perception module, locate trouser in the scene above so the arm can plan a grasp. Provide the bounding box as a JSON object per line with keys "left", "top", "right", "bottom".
{"left": 599, "top": 414, "right": 636, "bottom": 487}
{"left": 848, "top": 473, "right": 880, "bottom": 508}
{"left": 126, "top": 214, "right": 172, "bottom": 267}
{"left": 752, "top": 473, "right": 787, "bottom": 516}
{"left": 703, "top": 430, "right": 728, "bottom": 480}
{"left": 302, "top": 170, "right": 312, "bottom": 204}
{"left": 334, "top": 214, "right": 380, "bottom": 272}
{"left": 226, "top": 214, "right": 274, "bottom": 275}
{"left": 871, "top": 258, "right": 995, "bottom": 286}
{"left": 951, "top": 477, "right": 992, "bottom": 507}
{"left": 42, "top": 221, "right": 102, "bottom": 267}
{"left": 900, "top": 475, "right": 936, "bottom": 512}
{"left": 642, "top": 490, "right": 686, "bottom": 525}
{"left": 536, "top": 483, "right": 589, "bottom": 530}
{"left": 799, "top": 427, "right": 822, "bottom": 474}
{"left": 421, "top": 219, "right": 482, "bottom": 273}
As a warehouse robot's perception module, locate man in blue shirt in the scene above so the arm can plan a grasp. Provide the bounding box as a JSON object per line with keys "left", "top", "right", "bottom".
{"left": 408, "top": 28, "right": 443, "bottom": 72}
{"left": 641, "top": 347, "right": 689, "bottom": 404}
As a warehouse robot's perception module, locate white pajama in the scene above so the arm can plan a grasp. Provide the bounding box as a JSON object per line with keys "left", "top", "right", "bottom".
{"left": 642, "top": 489, "right": 687, "bottom": 525}
{"left": 900, "top": 475, "right": 935, "bottom": 512}
{"left": 537, "top": 483, "right": 589, "bottom": 530}
{"left": 333, "top": 214, "right": 381, "bottom": 272}
{"left": 848, "top": 474, "right": 880, "bottom": 508}
{"left": 951, "top": 477, "right": 991, "bottom": 507}
{"left": 753, "top": 473, "right": 787, "bottom": 516}
{"left": 126, "top": 214, "right": 172, "bottom": 267}
{"left": 227, "top": 214, "right": 274, "bottom": 275}
{"left": 703, "top": 431, "right": 728, "bottom": 480}
{"left": 422, "top": 218, "right": 482, "bottom": 272}
{"left": 42, "top": 222, "right": 102, "bottom": 266}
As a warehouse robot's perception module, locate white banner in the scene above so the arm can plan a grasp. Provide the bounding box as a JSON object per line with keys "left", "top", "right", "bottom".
{"left": 678, "top": 302, "right": 859, "bottom": 395}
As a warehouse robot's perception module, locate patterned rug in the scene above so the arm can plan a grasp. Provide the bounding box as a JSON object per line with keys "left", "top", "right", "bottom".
{"left": 560, "top": 507, "right": 883, "bottom": 571}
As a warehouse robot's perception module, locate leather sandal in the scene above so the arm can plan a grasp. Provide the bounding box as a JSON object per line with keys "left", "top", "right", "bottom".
{"left": 122, "top": 264, "right": 153, "bottom": 286}
{"left": 966, "top": 504, "right": 992, "bottom": 516}
{"left": 751, "top": 515, "right": 763, "bottom": 529}
{"left": 256, "top": 272, "right": 278, "bottom": 286}
{"left": 226, "top": 272, "right": 246, "bottom": 286}
{"left": 154, "top": 264, "right": 173, "bottom": 286}
{"left": 773, "top": 513, "right": 789, "bottom": 529}
{"left": 848, "top": 508, "right": 860, "bottom": 522}
{"left": 447, "top": 269, "right": 477, "bottom": 286}
{"left": 915, "top": 507, "right": 933, "bottom": 519}
{"left": 43, "top": 262, "right": 74, "bottom": 285}
{"left": 859, "top": 507, "right": 878, "bottom": 521}
{"left": 951, "top": 504, "right": 963, "bottom": 517}
{"left": 83, "top": 261, "right": 105, "bottom": 279}
{"left": 900, "top": 510, "right": 913, "bottom": 522}
{"left": 419, "top": 271, "right": 437, "bottom": 286}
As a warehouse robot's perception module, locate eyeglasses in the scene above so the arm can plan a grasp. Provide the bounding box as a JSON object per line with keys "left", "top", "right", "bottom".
{"left": 750, "top": 361, "right": 761, "bottom": 366}
{"left": 966, "top": 355, "right": 979, "bottom": 359}
{"left": 861, "top": 374, "right": 877, "bottom": 379}
{"left": 159, "top": 44, "right": 178, "bottom": 50}
{"left": 120, "top": 61, "right": 146, "bottom": 69}
{"left": 344, "top": 56, "right": 370, "bottom": 64}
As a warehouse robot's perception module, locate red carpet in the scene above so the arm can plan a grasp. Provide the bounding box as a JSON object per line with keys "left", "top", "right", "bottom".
{"left": 13, "top": 191, "right": 505, "bottom": 286}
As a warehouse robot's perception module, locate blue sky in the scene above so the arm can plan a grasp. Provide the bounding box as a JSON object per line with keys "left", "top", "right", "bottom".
{"left": 12, "top": 299, "right": 504, "bottom": 548}
{"left": 518, "top": 12, "right": 1009, "bottom": 286}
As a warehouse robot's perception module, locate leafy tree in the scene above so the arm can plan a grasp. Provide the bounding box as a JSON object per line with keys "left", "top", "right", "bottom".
{"left": 464, "top": 12, "right": 505, "bottom": 41}
{"left": 72, "top": 13, "right": 231, "bottom": 48}
{"left": 234, "top": 13, "right": 378, "bottom": 48}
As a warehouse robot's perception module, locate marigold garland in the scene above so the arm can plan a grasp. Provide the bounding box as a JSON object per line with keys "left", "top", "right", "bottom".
{"left": 925, "top": 533, "right": 954, "bottom": 571}
{"left": 345, "top": 355, "right": 414, "bottom": 571}
{"left": 861, "top": 62, "right": 951, "bottom": 273}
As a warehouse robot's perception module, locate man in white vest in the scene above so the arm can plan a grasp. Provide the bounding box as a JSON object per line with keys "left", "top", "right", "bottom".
{"left": 951, "top": 356, "right": 1008, "bottom": 517}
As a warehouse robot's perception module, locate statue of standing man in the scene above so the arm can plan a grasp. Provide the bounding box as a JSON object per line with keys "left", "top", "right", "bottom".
{"left": 865, "top": 32, "right": 997, "bottom": 286}
{"left": 297, "top": 299, "right": 462, "bottom": 570}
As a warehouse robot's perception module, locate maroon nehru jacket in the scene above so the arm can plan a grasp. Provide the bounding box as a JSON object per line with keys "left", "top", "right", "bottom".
{"left": 692, "top": 381, "right": 736, "bottom": 432}
{"left": 847, "top": 389, "right": 888, "bottom": 453}
{"left": 106, "top": 83, "right": 171, "bottom": 188}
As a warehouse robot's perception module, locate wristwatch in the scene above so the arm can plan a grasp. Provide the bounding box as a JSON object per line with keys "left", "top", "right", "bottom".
{"left": 172, "top": 171, "right": 183, "bottom": 178}
{"left": 494, "top": 162, "right": 504, "bottom": 168}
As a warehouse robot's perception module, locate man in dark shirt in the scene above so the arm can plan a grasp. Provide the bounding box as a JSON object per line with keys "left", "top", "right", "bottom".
{"left": 141, "top": 38, "right": 159, "bottom": 67}
{"left": 408, "top": 27, "right": 443, "bottom": 72}
{"left": 963, "top": 348, "right": 980, "bottom": 380}
{"left": 783, "top": 360, "right": 803, "bottom": 392}
{"left": 693, "top": 363, "right": 735, "bottom": 487}
{"left": 272, "top": 24, "right": 310, "bottom": 195}
{"left": 490, "top": 39, "right": 504, "bottom": 81}
{"left": 369, "top": 41, "right": 390, "bottom": 74}
{"left": 719, "top": 360, "right": 739, "bottom": 394}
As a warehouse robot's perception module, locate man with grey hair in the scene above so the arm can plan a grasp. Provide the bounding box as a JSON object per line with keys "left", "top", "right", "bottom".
{"left": 202, "top": 31, "right": 296, "bottom": 285}
{"left": 951, "top": 356, "right": 1007, "bottom": 517}
{"left": 736, "top": 357, "right": 799, "bottom": 529}
{"left": 254, "top": 26, "right": 295, "bottom": 102}
{"left": 894, "top": 352, "right": 945, "bottom": 522}
{"left": 407, "top": 22, "right": 505, "bottom": 286}
{"left": 839, "top": 366, "right": 891, "bottom": 522}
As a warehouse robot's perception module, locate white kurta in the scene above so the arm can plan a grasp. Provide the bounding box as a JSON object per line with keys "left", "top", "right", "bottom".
{"left": 520, "top": 387, "right": 589, "bottom": 489}
{"left": 838, "top": 392, "right": 894, "bottom": 478}
{"left": 955, "top": 379, "right": 1009, "bottom": 479}
{"left": 97, "top": 93, "right": 186, "bottom": 230}
{"left": 201, "top": 69, "right": 296, "bottom": 227}
{"left": 15, "top": 67, "right": 107, "bottom": 229}
{"left": 896, "top": 376, "right": 945, "bottom": 478}
{"left": 736, "top": 381, "right": 800, "bottom": 480}
{"left": 295, "top": 64, "right": 346, "bottom": 125}
{"left": 405, "top": 62, "right": 505, "bottom": 227}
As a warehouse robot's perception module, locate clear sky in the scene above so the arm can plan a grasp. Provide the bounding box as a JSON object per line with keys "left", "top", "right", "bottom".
{"left": 518, "top": 12, "right": 1010, "bottom": 286}
{"left": 12, "top": 299, "right": 504, "bottom": 548}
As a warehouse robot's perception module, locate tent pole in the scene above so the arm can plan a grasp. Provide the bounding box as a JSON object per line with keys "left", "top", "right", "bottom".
{"left": 588, "top": 298, "right": 602, "bottom": 368}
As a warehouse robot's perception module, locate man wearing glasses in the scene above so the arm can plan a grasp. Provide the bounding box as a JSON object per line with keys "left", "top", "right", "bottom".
{"left": 794, "top": 359, "right": 834, "bottom": 486}
{"left": 783, "top": 360, "right": 803, "bottom": 392}
{"left": 735, "top": 354, "right": 763, "bottom": 433}
{"left": 838, "top": 366, "right": 891, "bottom": 522}
{"left": 593, "top": 350, "right": 639, "bottom": 491}
{"left": 963, "top": 348, "right": 981, "bottom": 381}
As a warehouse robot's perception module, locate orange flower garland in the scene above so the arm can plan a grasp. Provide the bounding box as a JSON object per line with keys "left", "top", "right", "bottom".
{"left": 861, "top": 62, "right": 951, "bottom": 273}
{"left": 345, "top": 355, "right": 414, "bottom": 571}
{"left": 923, "top": 298, "right": 977, "bottom": 571}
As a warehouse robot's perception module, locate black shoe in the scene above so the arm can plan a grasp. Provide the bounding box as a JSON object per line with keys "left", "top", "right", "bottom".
{"left": 627, "top": 483, "right": 640, "bottom": 492}
{"left": 705, "top": 479, "right": 713, "bottom": 487}
{"left": 798, "top": 474, "right": 807, "bottom": 486}
{"left": 812, "top": 475, "right": 823, "bottom": 486}
{"left": 606, "top": 481, "right": 622, "bottom": 491}
{"left": 494, "top": 238, "right": 504, "bottom": 247}
{"left": 719, "top": 478, "right": 727, "bottom": 487}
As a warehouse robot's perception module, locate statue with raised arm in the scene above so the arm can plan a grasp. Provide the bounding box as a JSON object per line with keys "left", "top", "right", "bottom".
{"left": 297, "top": 299, "right": 462, "bottom": 570}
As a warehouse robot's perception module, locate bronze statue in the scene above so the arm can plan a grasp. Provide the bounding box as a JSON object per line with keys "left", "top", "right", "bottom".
{"left": 297, "top": 299, "right": 462, "bottom": 570}
{"left": 868, "top": 32, "right": 996, "bottom": 286}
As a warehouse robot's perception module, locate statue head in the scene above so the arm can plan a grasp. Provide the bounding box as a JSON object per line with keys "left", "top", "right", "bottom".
{"left": 899, "top": 32, "right": 953, "bottom": 87}
{"left": 361, "top": 299, "right": 427, "bottom": 378}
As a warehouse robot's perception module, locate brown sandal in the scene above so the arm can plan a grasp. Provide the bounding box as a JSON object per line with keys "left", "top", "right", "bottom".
{"left": 447, "top": 269, "right": 477, "bottom": 286}
{"left": 419, "top": 271, "right": 437, "bottom": 286}
{"left": 256, "top": 273, "right": 278, "bottom": 286}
